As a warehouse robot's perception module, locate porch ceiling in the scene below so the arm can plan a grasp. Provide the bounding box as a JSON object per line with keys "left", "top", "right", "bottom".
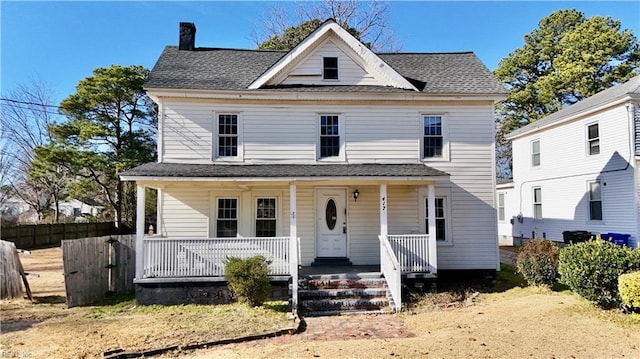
{"left": 120, "top": 163, "right": 449, "bottom": 182}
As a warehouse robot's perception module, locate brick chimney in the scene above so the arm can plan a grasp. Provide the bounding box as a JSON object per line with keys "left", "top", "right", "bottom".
{"left": 179, "top": 22, "right": 196, "bottom": 50}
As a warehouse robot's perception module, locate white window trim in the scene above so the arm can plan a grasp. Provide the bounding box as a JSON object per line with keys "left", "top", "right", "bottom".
{"left": 531, "top": 139, "right": 541, "bottom": 167}
{"left": 586, "top": 121, "right": 600, "bottom": 157}
{"left": 532, "top": 186, "right": 543, "bottom": 220}
{"left": 322, "top": 56, "right": 339, "bottom": 81}
{"left": 316, "top": 113, "right": 346, "bottom": 162}
{"left": 212, "top": 111, "right": 244, "bottom": 162}
{"left": 587, "top": 180, "right": 604, "bottom": 223}
{"left": 252, "top": 194, "right": 283, "bottom": 237}
{"left": 418, "top": 186, "right": 453, "bottom": 246}
{"left": 212, "top": 196, "right": 240, "bottom": 238}
{"left": 497, "top": 192, "right": 506, "bottom": 222}
{"left": 420, "top": 114, "right": 450, "bottom": 162}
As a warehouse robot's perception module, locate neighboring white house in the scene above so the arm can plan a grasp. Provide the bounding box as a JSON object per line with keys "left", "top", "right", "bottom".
{"left": 498, "top": 76, "right": 640, "bottom": 248}
{"left": 121, "top": 20, "right": 507, "bottom": 310}
{"left": 57, "top": 199, "right": 103, "bottom": 221}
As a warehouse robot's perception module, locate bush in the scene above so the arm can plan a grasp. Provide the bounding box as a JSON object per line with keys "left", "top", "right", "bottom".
{"left": 619, "top": 271, "right": 640, "bottom": 311}
{"left": 558, "top": 239, "right": 640, "bottom": 308}
{"left": 225, "top": 256, "right": 271, "bottom": 307}
{"left": 516, "top": 239, "right": 560, "bottom": 287}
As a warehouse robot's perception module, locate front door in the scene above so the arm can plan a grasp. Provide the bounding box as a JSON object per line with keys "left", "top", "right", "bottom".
{"left": 316, "top": 188, "right": 347, "bottom": 258}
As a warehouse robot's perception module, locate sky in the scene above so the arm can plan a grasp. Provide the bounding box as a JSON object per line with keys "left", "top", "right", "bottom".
{"left": 1, "top": 1, "right": 639, "bottom": 105}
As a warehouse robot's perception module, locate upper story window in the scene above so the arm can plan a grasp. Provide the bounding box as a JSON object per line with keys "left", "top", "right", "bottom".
{"left": 422, "top": 115, "right": 444, "bottom": 159}
{"left": 216, "top": 198, "right": 238, "bottom": 237}
{"left": 323, "top": 57, "right": 338, "bottom": 80}
{"left": 588, "top": 181, "right": 603, "bottom": 221}
{"left": 256, "top": 198, "right": 277, "bottom": 237}
{"left": 217, "top": 114, "right": 238, "bottom": 157}
{"left": 497, "top": 193, "right": 505, "bottom": 222}
{"left": 532, "top": 187, "right": 542, "bottom": 220}
{"left": 587, "top": 123, "right": 600, "bottom": 156}
{"left": 531, "top": 139, "right": 540, "bottom": 167}
{"left": 319, "top": 115, "right": 341, "bottom": 158}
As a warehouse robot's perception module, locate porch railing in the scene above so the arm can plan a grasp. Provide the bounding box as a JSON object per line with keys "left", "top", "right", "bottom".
{"left": 388, "top": 234, "right": 431, "bottom": 272}
{"left": 379, "top": 235, "right": 401, "bottom": 312}
{"left": 142, "top": 237, "right": 291, "bottom": 278}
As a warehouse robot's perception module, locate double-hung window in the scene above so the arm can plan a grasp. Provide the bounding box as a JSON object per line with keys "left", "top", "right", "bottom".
{"left": 256, "top": 198, "right": 277, "bottom": 237}
{"left": 587, "top": 123, "right": 600, "bottom": 155}
{"left": 323, "top": 57, "right": 338, "bottom": 80}
{"left": 422, "top": 115, "right": 444, "bottom": 159}
{"left": 497, "top": 193, "right": 505, "bottom": 222}
{"left": 217, "top": 114, "right": 238, "bottom": 158}
{"left": 319, "top": 115, "right": 341, "bottom": 158}
{"left": 532, "top": 187, "right": 542, "bottom": 220}
{"left": 425, "top": 197, "right": 447, "bottom": 241}
{"left": 588, "top": 181, "right": 603, "bottom": 221}
{"left": 216, "top": 198, "right": 238, "bottom": 237}
{"left": 531, "top": 139, "right": 540, "bottom": 167}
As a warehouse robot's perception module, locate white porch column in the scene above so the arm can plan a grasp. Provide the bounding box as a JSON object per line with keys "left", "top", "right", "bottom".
{"left": 135, "top": 184, "right": 146, "bottom": 280}
{"left": 427, "top": 184, "right": 438, "bottom": 274}
{"left": 289, "top": 184, "right": 298, "bottom": 314}
{"left": 380, "top": 183, "right": 388, "bottom": 237}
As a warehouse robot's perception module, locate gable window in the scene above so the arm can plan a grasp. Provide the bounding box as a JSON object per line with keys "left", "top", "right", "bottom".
{"left": 422, "top": 115, "right": 444, "bottom": 159}
{"left": 588, "top": 181, "right": 603, "bottom": 221}
{"left": 497, "top": 193, "right": 505, "bottom": 222}
{"left": 532, "top": 187, "right": 542, "bottom": 220}
{"left": 531, "top": 139, "right": 540, "bottom": 167}
{"left": 218, "top": 114, "right": 238, "bottom": 157}
{"left": 587, "top": 123, "right": 599, "bottom": 155}
{"left": 323, "top": 57, "right": 338, "bottom": 80}
{"left": 319, "top": 115, "right": 341, "bottom": 158}
{"left": 216, "top": 198, "right": 238, "bottom": 237}
{"left": 256, "top": 198, "right": 277, "bottom": 237}
{"left": 425, "top": 197, "right": 447, "bottom": 241}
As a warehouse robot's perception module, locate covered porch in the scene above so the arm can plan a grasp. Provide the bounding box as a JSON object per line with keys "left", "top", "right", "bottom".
{"left": 121, "top": 163, "right": 448, "bottom": 311}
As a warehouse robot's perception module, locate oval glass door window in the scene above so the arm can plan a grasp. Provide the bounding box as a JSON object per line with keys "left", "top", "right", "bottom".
{"left": 325, "top": 199, "right": 337, "bottom": 230}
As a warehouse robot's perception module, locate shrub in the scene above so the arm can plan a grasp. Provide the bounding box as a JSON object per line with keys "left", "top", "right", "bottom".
{"left": 516, "top": 239, "right": 560, "bottom": 287}
{"left": 225, "top": 256, "right": 271, "bottom": 307}
{"left": 618, "top": 271, "right": 640, "bottom": 311}
{"left": 558, "top": 239, "right": 640, "bottom": 308}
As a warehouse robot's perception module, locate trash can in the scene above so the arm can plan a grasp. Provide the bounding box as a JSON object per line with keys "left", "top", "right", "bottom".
{"left": 601, "top": 233, "right": 630, "bottom": 247}
{"left": 562, "top": 230, "right": 592, "bottom": 244}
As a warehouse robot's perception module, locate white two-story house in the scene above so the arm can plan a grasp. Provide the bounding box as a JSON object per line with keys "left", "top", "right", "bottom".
{"left": 497, "top": 76, "right": 640, "bottom": 248}
{"left": 121, "top": 20, "right": 506, "bottom": 312}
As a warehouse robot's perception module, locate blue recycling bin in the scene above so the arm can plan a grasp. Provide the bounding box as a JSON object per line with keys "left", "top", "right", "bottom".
{"left": 601, "top": 233, "right": 630, "bottom": 247}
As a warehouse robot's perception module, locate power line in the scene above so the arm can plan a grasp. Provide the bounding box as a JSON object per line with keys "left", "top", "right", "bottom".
{"left": 0, "top": 98, "right": 60, "bottom": 109}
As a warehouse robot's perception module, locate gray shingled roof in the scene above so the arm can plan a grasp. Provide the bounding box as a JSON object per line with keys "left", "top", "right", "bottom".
{"left": 144, "top": 46, "right": 506, "bottom": 95}
{"left": 120, "top": 163, "right": 449, "bottom": 179}
{"left": 507, "top": 75, "right": 640, "bottom": 139}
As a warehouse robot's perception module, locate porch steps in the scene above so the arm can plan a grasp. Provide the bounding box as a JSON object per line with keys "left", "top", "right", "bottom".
{"left": 297, "top": 272, "right": 393, "bottom": 316}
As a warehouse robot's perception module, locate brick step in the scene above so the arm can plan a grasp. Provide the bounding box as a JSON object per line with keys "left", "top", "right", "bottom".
{"left": 300, "top": 298, "right": 390, "bottom": 314}
{"left": 300, "top": 278, "right": 388, "bottom": 290}
{"left": 303, "top": 309, "right": 389, "bottom": 317}
{"left": 299, "top": 287, "right": 389, "bottom": 299}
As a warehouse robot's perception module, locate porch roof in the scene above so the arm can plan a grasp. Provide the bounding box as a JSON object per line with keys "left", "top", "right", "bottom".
{"left": 120, "top": 163, "right": 449, "bottom": 181}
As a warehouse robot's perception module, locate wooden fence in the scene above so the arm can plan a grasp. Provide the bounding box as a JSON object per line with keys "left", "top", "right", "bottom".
{"left": 0, "top": 222, "right": 131, "bottom": 250}
{"left": 62, "top": 235, "right": 136, "bottom": 307}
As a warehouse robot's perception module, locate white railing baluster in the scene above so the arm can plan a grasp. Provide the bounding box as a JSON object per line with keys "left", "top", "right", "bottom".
{"left": 387, "top": 234, "right": 432, "bottom": 273}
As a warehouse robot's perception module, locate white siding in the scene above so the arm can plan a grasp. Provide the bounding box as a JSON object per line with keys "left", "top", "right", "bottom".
{"left": 280, "top": 39, "right": 381, "bottom": 86}
{"left": 348, "top": 185, "right": 381, "bottom": 265}
{"left": 162, "top": 102, "right": 212, "bottom": 162}
{"left": 509, "top": 103, "right": 638, "bottom": 248}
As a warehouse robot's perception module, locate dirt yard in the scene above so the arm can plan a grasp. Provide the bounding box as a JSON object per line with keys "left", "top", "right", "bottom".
{"left": 1, "top": 247, "right": 639, "bottom": 359}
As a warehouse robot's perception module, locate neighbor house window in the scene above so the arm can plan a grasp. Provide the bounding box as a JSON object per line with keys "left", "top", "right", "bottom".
{"left": 588, "top": 181, "right": 603, "bottom": 221}
{"left": 532, "top": 187, "right": 542, "bottom": 220}
{"left": 531, "top": 139, "right": 540, "bottom": 167}
{"left": 423, "top": 115, "right": 444, "bottom": 158}
{"left": 319, "top": 115, "right": 340, "bottom": 158}
{"left": 323, "top": 57, "right": 338, "bottom": 80}
{"left": 497, "top": 193, "right": 505, "bottom": 222}
{"left": 218, "top": 114, "right": 238, "bottom": 157}
{"left": 587, "top": 123, "right": 600, "bottom": 155}
{"left": 256, "top": 198, "right": 277, "bottom": 237}
{"left": 216, "top": 198, "right": 237, "bottom": 237}
{"left": 425, "top": 197, "right": 447, "bottom": 241}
